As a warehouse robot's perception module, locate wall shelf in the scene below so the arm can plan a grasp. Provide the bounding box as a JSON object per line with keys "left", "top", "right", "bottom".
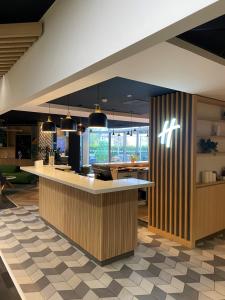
{"left": 197, "top": 135, "right": 225, "bottom": 139}
{"left": 197, "top": 119, "right": 225, "bottom": 123}
{"left": 196, "top": 180, "right": 225, "bottom": 188}
{"left": 197, "top": 152, "right": 225, "bottom": 156}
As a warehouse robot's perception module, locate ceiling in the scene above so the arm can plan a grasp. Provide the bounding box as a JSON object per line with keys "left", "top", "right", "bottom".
{"left": 0, "top": 110, "right": 147, "bottom": 129}
{"left": 0, "top": 0, "right": 55, "bottom": 23}
{"left": 50, "top": 77, "right": 175, "bottom": 115}
{"left": 0, "top": 0, "right": 55, "bottom": 77}
{"left": 178, "top": 14, "right": 225, "bottom": 59}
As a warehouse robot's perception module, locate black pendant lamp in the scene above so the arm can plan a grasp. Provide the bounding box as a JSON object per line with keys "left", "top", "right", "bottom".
{"left": 88, "top": 85, "right": 108, "bottom": 129}
{"left": 61, "top": 98, "right": 77, "bottom": 132}
{"left": 42, "top": 104, "right": 56, "bottom": 133}
{"left": 76, "top": 119, "right": 86, "bottom": 135}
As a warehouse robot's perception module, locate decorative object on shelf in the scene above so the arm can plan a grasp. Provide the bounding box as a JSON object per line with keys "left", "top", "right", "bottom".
{"left": 201, "top": 170, "right": 217, "bottom": 184}
{"left": 42, "top": 104, "right": 56, "bottom": 133}
{"left": 88, "top": 85, "right": 108, "bottom": 129}
{"left": 60, "top": 97, "right": 77, "bottom": 132}
{"left": 76, "top": 119, "right": 85, "bottom": 135}
{"left": 130, "top": 154, "right": 138, "bottom": 163}
{"left": 213, "top": 123, "right": 222, "bottom": 136}
{"left": 199, "top": 138, "right": 218, "bottom": 153}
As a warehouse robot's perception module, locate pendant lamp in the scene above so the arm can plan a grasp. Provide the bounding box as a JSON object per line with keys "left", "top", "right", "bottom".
{"left": 76, "top": 119, "right": 86, "bottom": 135}
{"left": 61, "top": 98, "right": 77, "bottom": 131}
{"left": 42, "top": 104, "right": 56, "bottom": 133}
{"left": 88, "top": 85, "right": 108, "bottom": 129}
{"left": 111, "top": 110, "right": 115, "bottom": 135}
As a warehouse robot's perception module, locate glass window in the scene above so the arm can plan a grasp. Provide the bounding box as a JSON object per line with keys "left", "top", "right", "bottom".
{"left": 87, "top": 126, "right": 149, "bottom": 164}
{"left": 138, "top": 132, "right": 149, "bottom": 161}
{"left": 125, "top": 131, "right": 138, "bottom": 161}
{"left": 89, "top": 131, "right": 109, "bottom": 163}
{"left": 111, "top": 133, "right": 124, "bottom": 162}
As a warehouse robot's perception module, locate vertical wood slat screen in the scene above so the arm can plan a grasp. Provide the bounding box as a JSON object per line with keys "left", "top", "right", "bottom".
{"left": 149, "top": 92, "right": 194, "bottom": 242}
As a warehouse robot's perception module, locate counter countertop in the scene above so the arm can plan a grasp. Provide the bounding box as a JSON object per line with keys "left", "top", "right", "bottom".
{"left": 22, "top": 166, "right": 154, "bottom": 194}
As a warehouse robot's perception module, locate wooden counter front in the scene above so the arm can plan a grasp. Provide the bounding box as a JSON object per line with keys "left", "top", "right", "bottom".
{"left": 39, "top": 177, "right": 138, "bottom": 264}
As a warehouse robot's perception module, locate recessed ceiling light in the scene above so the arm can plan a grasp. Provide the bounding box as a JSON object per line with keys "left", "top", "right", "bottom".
{"left": 126, "top": 94, "right": 133, "bottom": 98}
{"left": 101, "top": 97, "right": 108, "bottom": 103}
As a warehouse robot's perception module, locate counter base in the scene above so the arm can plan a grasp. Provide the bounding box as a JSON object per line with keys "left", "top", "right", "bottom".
{"left": 39, "top": 177, "right": 138, "bottom": 263}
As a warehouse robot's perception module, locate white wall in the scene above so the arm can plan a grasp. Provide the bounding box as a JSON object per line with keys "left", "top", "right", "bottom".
{"left": 0, "top": 0, "right": 222, "bottom": 112}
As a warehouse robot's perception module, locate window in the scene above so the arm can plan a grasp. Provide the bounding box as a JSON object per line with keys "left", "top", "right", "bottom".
{"left": 125, "top": 131, "right": 137, "bottom": 161}
{"left": 89, "top": 131, "right": 109, "bottom": 164}
{"left": 138, "top": 132, "right": 149, "bottom": 161}
{"left": 111, "top": 133, "right": 124, "bottom": 162}
{"left": 88, "top": 126, "right": 149, "bottom": 163}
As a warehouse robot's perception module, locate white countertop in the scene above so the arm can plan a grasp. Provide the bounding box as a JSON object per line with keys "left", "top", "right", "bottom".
{"left": 21, "top": 166, "right": 154, "bottom": 194}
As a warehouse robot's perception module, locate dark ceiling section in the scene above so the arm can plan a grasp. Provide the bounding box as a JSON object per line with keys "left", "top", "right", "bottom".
{"left": 0, "top": 0, "right": 55, "bottom": 23}
{"left": 178, "top": 14, "right": 225, "bottom": 59}
{"left": 50, "top": 77, "right": 175, "bottom": 115}
{"left": 0, "top": 111, "right": 147, "bottom": 129}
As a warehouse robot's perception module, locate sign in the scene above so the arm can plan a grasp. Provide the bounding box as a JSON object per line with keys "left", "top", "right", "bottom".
{"left": 158, "top": 118, "right": 180, "bottom": 148}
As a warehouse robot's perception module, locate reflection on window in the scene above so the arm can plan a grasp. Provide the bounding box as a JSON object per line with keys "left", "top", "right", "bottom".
{"left": 88, "top": 126, "right": 149, "bottom": 163}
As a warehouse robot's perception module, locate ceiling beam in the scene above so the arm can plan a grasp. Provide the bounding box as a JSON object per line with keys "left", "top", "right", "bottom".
{"left": 0, "top": 23, "right": 42, "bottom": 38}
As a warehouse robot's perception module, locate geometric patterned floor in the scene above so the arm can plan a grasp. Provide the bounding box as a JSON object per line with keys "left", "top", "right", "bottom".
{"left": 0, "top": 206, "right": 225, "bottom": 299}
{"left": 0, "top": 256, "right": 21, "bottom": 299}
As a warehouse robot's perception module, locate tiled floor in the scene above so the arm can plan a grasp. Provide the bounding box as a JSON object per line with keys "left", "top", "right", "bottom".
{"left": 0, "top": 256, "right": 21, "bottom": 299}
{"left": 0, "top": 206, "right": 225, "bottom": 299}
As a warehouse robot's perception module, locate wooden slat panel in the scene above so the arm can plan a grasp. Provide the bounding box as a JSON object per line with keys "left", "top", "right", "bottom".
{"left": 0, "top": 37, "right": 37, "bottom": 44}
{"left": 0, "top": 43, "right": 32, "bottom": 48}
{"left": 39, "top": 177, "right": 137, "bottom": 262}
{"left": 0, "top": 48, "right": 27, "bottom": 53}
{"left": 0, "top": 23, "right": 42, "bottom": 38}
{"left": 149, "top": 92, "right": 194, "bottom": 246}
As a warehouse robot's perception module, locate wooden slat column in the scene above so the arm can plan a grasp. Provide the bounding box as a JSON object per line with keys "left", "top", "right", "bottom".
{"left": 149, "top": 92, "right": 194, "bottom": 247}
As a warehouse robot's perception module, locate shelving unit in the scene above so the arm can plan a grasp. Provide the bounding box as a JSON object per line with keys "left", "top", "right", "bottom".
{"left": 193, "top": 98, "right": 225, "bottom": 243}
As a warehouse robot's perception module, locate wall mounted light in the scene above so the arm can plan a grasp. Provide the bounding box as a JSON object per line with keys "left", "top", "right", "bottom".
{"left": 42, "top": 104, "right": 56, "bottom": 133}
{"left": 158, "top": 118, "right": 180, "bottom": 148}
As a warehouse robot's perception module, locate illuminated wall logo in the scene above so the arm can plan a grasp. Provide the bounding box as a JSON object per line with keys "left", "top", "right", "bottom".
{"left": 158, "top": 118, "right": 180, "bottom": 148}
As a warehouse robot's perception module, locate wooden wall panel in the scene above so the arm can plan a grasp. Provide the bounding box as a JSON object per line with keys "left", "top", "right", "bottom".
{"left": 149, "top": 92, "right": 194, "bottom": 245}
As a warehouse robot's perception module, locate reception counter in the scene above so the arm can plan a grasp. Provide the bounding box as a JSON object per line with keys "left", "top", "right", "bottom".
{"left": 22, "top": 166, "right": 153, "bottom": 265}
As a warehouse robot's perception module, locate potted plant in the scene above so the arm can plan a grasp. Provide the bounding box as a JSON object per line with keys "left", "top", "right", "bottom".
{"left": 130, "top": 154, "right": 139, "bottom": 163}
{"left": 199, "top": 138, "right": 218, "bottom": 153}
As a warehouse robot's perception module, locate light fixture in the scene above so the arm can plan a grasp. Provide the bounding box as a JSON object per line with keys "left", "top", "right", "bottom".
{"left": 88, "top": 85, "right": 108, "bottom": 129}
{"left": 60, "top": 98, "right": 77, "bottom": 131}
{"left": 76, "top": 119, "right": 86, "bottom": 135}
{"left": 42, "top": 104, "right": 56, "bottom": 133}
{"left": 111, "top": 110, "right": 115, "bottom": 136}
{"left": 129, "top": 111, "right": 133, "bottom": 136}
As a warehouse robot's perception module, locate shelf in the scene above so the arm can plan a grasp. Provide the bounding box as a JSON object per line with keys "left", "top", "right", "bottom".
{"left": 197, "top": 119, "right": 225, "bottom": 123}
{"left": 196, "top": 181, "right": 225, "bottom": 188}
{"left": 197, "top": 152, "right": 225, "bottom": 156}
{"left": 196, "top": 135, "right": 225, "bottom": 139}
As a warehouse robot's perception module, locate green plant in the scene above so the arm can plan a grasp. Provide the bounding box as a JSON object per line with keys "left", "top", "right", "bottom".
{"left": 130, "top": 154, "right": 139, "bottom": 162}
{"left": 199, "top": 138, "right": 218, "bottom": 153}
